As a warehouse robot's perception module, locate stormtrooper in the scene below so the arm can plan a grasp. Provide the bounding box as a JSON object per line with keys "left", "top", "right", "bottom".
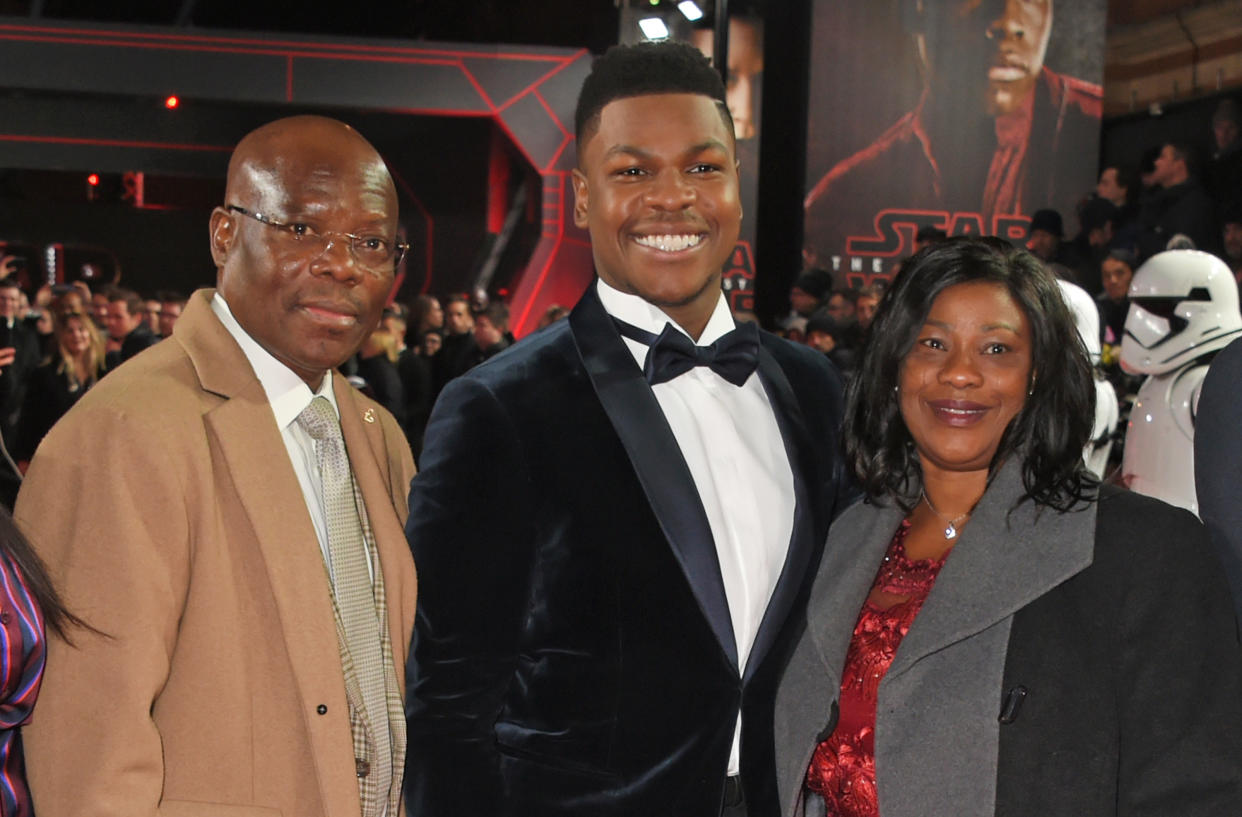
{"left": 1056, "top": 279, "right": 1119, "bottom": 479}
{"left": 1121, "top": 250, "right": 1242, "bottom": 513}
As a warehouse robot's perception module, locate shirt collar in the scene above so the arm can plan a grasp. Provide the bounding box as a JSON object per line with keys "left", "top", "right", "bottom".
{"left": 595, "top": 278, "right": 736, "bottom": 346}
{"left": 211, "top": 292, "right": 338, "bottom": 429}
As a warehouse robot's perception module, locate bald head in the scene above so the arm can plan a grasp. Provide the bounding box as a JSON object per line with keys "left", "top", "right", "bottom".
{"left": 210, "top": 115, "right": 402, "bottom": 389}
{"left": 224, "top": 115, "right": 397, "bottom": 221}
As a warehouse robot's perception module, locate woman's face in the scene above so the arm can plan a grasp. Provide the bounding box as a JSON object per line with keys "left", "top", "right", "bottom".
{"left": 60, "top": 316, "right": 91, "bottom": 358}
{"left": 1101, "top": 257, "right": 1133, "bottom": 302}
{"left": 899, "top": 281, "right": 1033, "bottom": 477}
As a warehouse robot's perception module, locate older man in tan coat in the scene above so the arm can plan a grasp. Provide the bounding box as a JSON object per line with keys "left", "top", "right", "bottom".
{"left": 15, "top": 116, "right": 416, "bottom": 817}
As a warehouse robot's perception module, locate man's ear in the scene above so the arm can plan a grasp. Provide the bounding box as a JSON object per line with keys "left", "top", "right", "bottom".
{"left": 209, "top": 206, "right": 236, "bottom": 267}
{"left": 571, "top": 169, "right": 589, "bottom": 230}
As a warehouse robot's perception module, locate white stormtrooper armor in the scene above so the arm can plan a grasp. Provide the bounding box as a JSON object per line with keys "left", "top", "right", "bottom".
{"left": 1120, "top": 250, "right": 1242, "bottom": 514}
{"left": 1056, "top": 279, "right": 1119, "bottom": 479}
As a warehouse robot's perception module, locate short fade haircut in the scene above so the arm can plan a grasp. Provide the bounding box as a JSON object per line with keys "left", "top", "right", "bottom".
{"left": 1099, "top": 164, "right": 1137, "bottom": 205}
{"left": 829, "top": 287, "right": 860, "bottom": 306}
{"left": 474, "top": 300, "right": 509, "bottom": 332}
{"left": 574, "top": 41, "right": 732, "bottom": 148}
{"left": 156, "top": 290, "right": 187, "bottom": 309}
{"left": 914, "top": 225, "right": 947, "bottom": 244}
{"left": 1163, "top": 141, "right": 1199, "bottom": 176}
{"left": 105, "top": 286, "right": 144, "bottom": 317}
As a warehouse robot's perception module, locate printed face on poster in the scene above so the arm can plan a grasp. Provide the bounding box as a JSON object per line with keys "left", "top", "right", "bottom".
{"left": 690, "top": 17, "right": 764, "bottom": 314}
{"left": 802, "top": 0, "right": 1107, "bottom": 288}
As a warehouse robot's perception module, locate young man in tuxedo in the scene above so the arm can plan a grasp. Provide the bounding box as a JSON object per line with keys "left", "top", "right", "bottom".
{"left": 405, "top": 41, "right": 854, "bottom": 817}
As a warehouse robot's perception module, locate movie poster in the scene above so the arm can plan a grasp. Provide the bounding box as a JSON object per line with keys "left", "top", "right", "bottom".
{"left": 689, "top": 16, "right": 764, "bottom": 314}
{"left": 803, "top": 0, "right": 1107, "bottom": 288}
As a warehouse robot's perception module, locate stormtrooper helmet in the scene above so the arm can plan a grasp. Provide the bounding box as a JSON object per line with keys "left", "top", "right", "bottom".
{"left": 1055, "top": 279, "right": 1101, "bottom": 365}
{"left": 1121, "top": 250, "right": 1242, "bottom": 376}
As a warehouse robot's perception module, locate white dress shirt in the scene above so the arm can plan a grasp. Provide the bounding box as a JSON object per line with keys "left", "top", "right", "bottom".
{"left": 211, "top": 293, "right": 373, "bottom": 582}
{"left": 596, "top": 279, "right": 796, "bottom": 776}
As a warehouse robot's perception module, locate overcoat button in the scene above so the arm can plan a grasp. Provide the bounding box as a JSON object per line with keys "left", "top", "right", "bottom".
{"left": 316, "top": 704, "right": 328, "bottom": 715}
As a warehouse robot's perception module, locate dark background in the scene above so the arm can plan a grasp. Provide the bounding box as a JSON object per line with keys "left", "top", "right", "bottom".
{"left": 0, "top": 0, "right": 1231, "bottom": 325}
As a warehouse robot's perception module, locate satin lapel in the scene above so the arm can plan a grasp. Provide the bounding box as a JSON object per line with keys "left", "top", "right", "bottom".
{"left": 808, "top": 499, "right": 906, "bottom": 678}
{"left": 743, "top": 346, "right": 815, "bottom": 683}
{"left": 568, "top": 285, "right": 737, "bottom": 668}
{"left": 198, "top": 357, "right": 358, "bottom": 817}
{"left": 335, "top": 377, "right": 416, "bottom": 671}
{"left": 775, "top": 498, "right": 901, "bottom": 816}
{"left": 887, "top": 462, "right": 1096, "bottom": 680}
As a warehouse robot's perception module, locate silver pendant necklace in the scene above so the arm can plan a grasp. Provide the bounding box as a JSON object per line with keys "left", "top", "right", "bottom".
{"left": 921, "top": 490, "right": 971, "bottom": 540}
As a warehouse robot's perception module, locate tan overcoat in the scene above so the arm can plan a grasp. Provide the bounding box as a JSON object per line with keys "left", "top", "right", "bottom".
{"left": 15, "top": 290, "right": 417, "bottom": 817}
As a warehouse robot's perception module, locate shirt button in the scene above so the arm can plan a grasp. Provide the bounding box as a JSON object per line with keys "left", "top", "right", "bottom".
{"left": 356, "top": 758, "right": 370, "bottom": 778}
{"left": 0, "top": 612, "right": 9, "bottom": 625}
{"left": 316, "top": 704, "right": 328, "bottom": 715}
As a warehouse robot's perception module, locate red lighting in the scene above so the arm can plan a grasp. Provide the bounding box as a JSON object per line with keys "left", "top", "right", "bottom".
{"left": 86, "top": 173, "right": 99, "bottom": 186}
{"left": 164, "top": 95, "right": 179, "bottom": 109}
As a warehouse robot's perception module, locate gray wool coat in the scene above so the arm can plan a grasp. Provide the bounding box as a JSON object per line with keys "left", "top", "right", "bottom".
{"left": 773, "top": 461, "right": 1242, "bottom": 817}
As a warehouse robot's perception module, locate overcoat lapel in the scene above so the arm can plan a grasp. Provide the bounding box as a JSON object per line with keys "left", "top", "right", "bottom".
{"left": 177, "top": 291, "right": 361, "bottom": 817}
{"left": 774, "top": 496, "right": 901, "bottom": 815}
{"left": 807, "top": 499, "right": 906, "bottom": 687}
{"left": 569, "top": 285, "right": 738, "bottom": 668}
{"left": 886, "top": 463, "right": 1095, "bottom": 681}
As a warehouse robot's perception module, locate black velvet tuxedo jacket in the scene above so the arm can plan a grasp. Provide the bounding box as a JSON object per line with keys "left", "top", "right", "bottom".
{"left": 1195, "top": 334, "right": 1242, "bottom": 624}
{"left": 404, "top": 284, "right": 855, "bottom": 817}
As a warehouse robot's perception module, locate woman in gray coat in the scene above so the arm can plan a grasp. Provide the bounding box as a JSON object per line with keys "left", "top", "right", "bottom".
{"left": 774, "top": 237, "right": 1242, "bottom": 817}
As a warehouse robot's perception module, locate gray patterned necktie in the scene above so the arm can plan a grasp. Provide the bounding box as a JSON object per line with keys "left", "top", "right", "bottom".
{"left": 297, "top": 396, "right": 392, "bottom": 814}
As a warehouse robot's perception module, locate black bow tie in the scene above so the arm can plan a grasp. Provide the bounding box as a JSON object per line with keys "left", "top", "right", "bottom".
{"left": 612, "top": 318, "right": 760, "bottom": 387}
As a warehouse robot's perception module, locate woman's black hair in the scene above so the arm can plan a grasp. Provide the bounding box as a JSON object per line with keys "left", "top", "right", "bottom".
{"left": 0, "top": 504, "right": 93, "bottom": 643}
{"left": 845, "top": 236, "right": 1097, "bottom": 511}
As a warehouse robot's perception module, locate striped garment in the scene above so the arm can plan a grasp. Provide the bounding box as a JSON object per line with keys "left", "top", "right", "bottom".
{"left": 0, "top": 549, "right": 44, "bottom": 817}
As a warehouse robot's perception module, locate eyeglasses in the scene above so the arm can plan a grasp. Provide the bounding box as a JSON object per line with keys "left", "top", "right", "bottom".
{"left": 226, "top": 205, "right": 408, "bottom": 270}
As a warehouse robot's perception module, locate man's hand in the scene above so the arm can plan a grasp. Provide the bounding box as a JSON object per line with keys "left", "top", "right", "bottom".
{"left": 0, "top": 348, "right": 17, "bottom": 368}
{"left": 0, "top": 256, "right": 18, "bottom": 280}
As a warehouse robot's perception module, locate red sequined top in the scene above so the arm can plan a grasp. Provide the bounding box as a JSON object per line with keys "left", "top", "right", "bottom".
{"left": 804, "top": 519, "right": 951, "bottom": 817}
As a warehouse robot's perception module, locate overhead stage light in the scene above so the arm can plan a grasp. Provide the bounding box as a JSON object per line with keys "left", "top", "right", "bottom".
{"left": 638, "top": 16, "right": 670, "bottom": 40}
{"left": 677, "top": 1, "right": 704, "bottom": 21}
{"left": 164, "top": 95, "right": 180, "bottom": 109}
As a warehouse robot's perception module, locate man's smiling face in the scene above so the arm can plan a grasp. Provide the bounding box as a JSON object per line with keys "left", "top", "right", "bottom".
{"left": 572, "top": 92, "right": 741, "bottom": 336}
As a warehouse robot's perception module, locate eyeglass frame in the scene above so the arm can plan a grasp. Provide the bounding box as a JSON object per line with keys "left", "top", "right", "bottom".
{"left": 225, "top": 204, "right": 409, "bottom": 270}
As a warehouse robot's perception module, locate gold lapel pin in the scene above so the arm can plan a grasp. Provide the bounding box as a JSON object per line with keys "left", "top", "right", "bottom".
{"left": 363, "top": 408, "right": 376, "bottom": 424}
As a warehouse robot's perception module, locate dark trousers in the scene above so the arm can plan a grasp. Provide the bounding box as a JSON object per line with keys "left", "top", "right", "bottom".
{"left": 720, "top": 775, "right": 746, "bottom": 817}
